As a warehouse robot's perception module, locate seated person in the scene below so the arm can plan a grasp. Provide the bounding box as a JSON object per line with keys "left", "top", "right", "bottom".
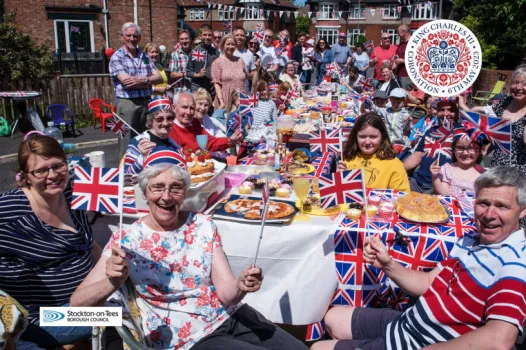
{"left": 312, "top": 166, "right": 526, "bottom": 350}
{"left": 279, "top": 62, "right": 301, "bottom": 87}
{"left": 431, "top": 123, "right": 487, "bottom": 197}
{"left": 124, "top": 95, "right": 182, "bottom": 174}
{"left": 0, "top": 134, "right": 98, "bottom": 348}
{"left": 70, "top": 163, "right": 308, "bottom": 350}
{"left": 337, "top": 113, "right": 410, "bottom": 192}
{"left": 169, "top": 92, "right": 243, "bottom": 153}
{"left": 404, "top": 97, "right": 463, "bottom": 193}
{"left": 361, "top": 88, "right": 411, "bottom": 150}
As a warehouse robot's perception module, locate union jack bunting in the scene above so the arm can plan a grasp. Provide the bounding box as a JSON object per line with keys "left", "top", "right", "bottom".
{"left": 106, "top": 115, "right": 130, "bottom": 139}
{"left": 191, "top": 49, "right": 206, "bottom": 61}
{"left": 318, "top": 169, "right": 365, "bottom": 208}
{"left": 460, "top": 110, "right": 512, "bottom": 155}
{"left": 309, "top": 128, "right": 342, "bottom": 155}
{"left": 71, "top": 166, "right": 122, "bottom": 214}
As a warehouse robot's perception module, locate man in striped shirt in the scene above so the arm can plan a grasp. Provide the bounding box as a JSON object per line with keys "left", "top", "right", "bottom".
{"left": 313, "top": 166, "right": 526, "bottom": 350}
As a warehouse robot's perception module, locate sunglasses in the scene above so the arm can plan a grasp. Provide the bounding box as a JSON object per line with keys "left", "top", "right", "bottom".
{"left": 249, "top": 42, "right": 258, "bottom": 46}
{"left": 382, "top": 37, "right": 390, "bottom": 41}
{"left": 213, "top": 36, "right": 222, "bottom": 39}
{"left": 154, "top": 116, "right": 175, "bottom": 123}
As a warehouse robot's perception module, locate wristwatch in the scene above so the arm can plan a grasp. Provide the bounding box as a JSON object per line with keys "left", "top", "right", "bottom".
{"left": 146, "top": 77, "right": 151, "bottom": 85}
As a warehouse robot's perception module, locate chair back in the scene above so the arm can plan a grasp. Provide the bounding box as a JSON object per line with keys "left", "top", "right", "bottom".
{"left": 488, "top": 80, "right": 506, "bottom": 99}
{"left": 88, "top": 98, "right": 103, "bottom": 118}
{"left": 45, "top": 104, "right": 72, "bottom": 125}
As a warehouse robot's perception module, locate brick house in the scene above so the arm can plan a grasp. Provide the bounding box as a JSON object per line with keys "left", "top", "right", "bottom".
{"left": 303, "top": 0, "right": 453, "bottom": 47}
{"left": 177, "top": 0, "right": 297, "bottom": 41}
{"left": 2, "top": 0, "right": 178, "bottom": 53}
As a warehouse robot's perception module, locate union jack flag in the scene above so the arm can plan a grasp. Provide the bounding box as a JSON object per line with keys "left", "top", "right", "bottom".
{"left": 191, "top": 49, "right": 206, "bottom": 61}
{"left": 70, "top": 26, "right": 80, "bottom": 33}
{"left": 422, "top": 126, "right": 455, "bottom": 160}
{"left": 256, "top": 22, "right": 263, "bottom": 31}
{"left": 318, "top": 169, "right": 365, "bottom": 208}
{"left": 325, "top": 63, "right": 339, "bottom": 76}
{"left": 357, "top": 77, "right": 373, "bottom": 91}
{"left": 305, "top": 321, "right": 325, "bottom": 341}
{"left": 377, "top": 284, "right": 410, "bottom": 311}
{"left": 238, "top": 90, "right": 258, "bottom": 116}
{"left": 227, "top": 112, "right": 242, "bottom": 132}
{"left": 309, "top": 128, "right": 342, "bottom": 155}
{"left": 287, "top": 83, "right": 300, "bottom": 99}
{"left": 261, "top": 178, "right": 269, "bottom": 208}
{"left": 106, "top": 115, "right": 130, "bottom": 139}
{"left": 173, "top": 43, "right": 181, "bottom": 52}
{"left": 71, "top": 166, "right": 122, "bottom": 214}
{"left": 254, "top": 30, "right": 264, "bottom": 42}
{"left": 364, "top": 40, "right": 374, "bottom": 51}
{"left": 460, "top": 111, "right": 512, "bottom": 155}
{"left": 223, "top": 20, "right": 232, "bottom": 32}
{"left": 311, "top": 152, "right": 334, "bottom": 178}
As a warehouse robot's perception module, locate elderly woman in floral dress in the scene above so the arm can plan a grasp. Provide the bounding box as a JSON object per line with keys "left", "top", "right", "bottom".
{"left": 71, "top": 161, "right": 307, "bottom": 350}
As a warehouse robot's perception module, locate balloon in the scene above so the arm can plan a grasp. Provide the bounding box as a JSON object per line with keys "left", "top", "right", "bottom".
{"left": 159, "top": 45, "right": 167, "bottom": 53}
{"left": 104, "top": 48, "right": 115, "bottom": 58}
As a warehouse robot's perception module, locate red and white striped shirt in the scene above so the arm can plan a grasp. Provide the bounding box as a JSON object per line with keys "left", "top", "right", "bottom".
{"left": 386, "top": 229, "right": 526, "bottom": 349}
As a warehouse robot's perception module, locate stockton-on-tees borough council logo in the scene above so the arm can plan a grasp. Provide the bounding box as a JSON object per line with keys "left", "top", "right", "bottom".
{"left": 405, "top": 20, "right": 482, "bottom": 97}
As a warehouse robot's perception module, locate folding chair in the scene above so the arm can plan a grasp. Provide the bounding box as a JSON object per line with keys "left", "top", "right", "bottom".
{"left": 472, "top": 80, "right": 506, "bottom": 106}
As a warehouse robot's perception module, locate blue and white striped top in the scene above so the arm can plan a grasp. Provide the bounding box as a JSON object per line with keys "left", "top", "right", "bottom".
{"left": 0, "top": 186, "right": 94, "bottom": 323}
{"left": 252, "top": 99, "right": 277, "bottom": 127}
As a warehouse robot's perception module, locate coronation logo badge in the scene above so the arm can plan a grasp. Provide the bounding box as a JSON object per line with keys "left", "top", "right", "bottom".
{"left": 405, "top": 20, "right": 482, "bottom": 97}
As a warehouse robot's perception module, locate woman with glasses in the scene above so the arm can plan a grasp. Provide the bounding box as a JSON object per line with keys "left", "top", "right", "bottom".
{"left": 71, "top": 162, "right": 308, "bottom": 350}
{"left": 247, "top": 36, "right": 260, "bottom": 55}
{"left": 314, "top": 39, "right": 334, "bottom": 85}
{"left": 0, "top": 134, "right": 97, "bottom": 348}
{"left": 124, "top": 95, "right": 182, "bottom": 174}
{"left": 430, "top": 125, "right": 487, "bottom": 197}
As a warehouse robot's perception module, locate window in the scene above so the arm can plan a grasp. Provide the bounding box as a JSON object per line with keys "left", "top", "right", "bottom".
{"left": 381, "top": 29, "right": 400, "bottom": 45}
{"left": 412, "top": 2, "right": 438, "bottom": 20}
{"left": 348, "top": 5, "right": 365, "bottom": 19}
{"left": 219, "top": 8, "right": 235, "bottom": 20}
{"left": 244, "top": 6, "right": 261, "bottom": 20}
{"left": 316, "top": 28, "right": 338, "bottom": 46}
{"left": 54, "top": 20, "right": 94, "bottom": 53}
{"left": 348, "top": 29, "right": 365, "bottom": 46}
{"left": 189, "top": 8, "right": 205, "bottom": 21}
{"left": 320, "top": 4, "right": 337, "bottom": 19}
{"left": 383, "top": 5, "right": 399, "bottom": 19}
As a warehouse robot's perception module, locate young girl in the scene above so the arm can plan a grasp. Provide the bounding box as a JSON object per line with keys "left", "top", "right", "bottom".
{"left": 431, "top": 124, "right": 486, "bottom": 197}
{"left": 337, "top": 112, "right": 410, "bottom": 191}
{"left": 252, "top": 80, "right": 277, "bottom": 127}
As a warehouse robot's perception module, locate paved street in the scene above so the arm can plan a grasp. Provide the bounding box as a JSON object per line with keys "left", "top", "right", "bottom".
{"left": 0, "top": 141, "right": 120, "bottom": 194}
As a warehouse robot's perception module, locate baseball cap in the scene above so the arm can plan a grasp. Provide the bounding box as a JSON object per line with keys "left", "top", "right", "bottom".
{"left": 373, "top": 90, "right": 388, "bottom": 100}
{"left": 307, "top": 39, "right": 314, "bottom": 46}
{"left": 338, "top": 32, "right": 346, "bottom": 37}
{"left": 389, "top": 88, "right": 407, "bottom": 99}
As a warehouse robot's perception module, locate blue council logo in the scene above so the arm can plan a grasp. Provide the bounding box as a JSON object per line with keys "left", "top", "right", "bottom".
{"left": 43, "top": 310, "right": 65, "bottom": 323}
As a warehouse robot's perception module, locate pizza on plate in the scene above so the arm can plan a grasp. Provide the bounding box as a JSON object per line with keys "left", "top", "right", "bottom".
{"left": 396, "top": 192, "right": 448, "bottom": 222}
{"left": 224, "top": 199, "right": 295, "bottom": 220}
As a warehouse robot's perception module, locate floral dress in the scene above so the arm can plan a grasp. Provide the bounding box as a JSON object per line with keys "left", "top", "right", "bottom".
{"left": 103, "top": 213, "right": 240, "bottom": 349}
{"left": 490, "top": 94, "right": 526, "bottom": 174}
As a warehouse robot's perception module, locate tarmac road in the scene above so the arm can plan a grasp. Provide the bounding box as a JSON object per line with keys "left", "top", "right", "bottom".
{"left": 0, "top": 142, "right": 120, "bottom": 194}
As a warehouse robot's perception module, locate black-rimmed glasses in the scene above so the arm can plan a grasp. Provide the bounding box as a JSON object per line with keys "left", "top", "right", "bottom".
{"left": 27, "top": 161, "right": 68, "bottom": 179}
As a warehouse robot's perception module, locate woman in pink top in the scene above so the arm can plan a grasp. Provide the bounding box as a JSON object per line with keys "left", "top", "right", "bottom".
{"left": 212, "top": 34, "right": 258, "bottom": 110}
{"left": 430, "top": 123, "right": 487, "bottom": 197}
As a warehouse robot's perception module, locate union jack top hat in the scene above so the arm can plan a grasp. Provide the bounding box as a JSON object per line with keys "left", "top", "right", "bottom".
{"left": 148, "top": 95, "right": 172, "bottom": 114}
{"left": 143, "top": 146, "right": 187, "bottom": 170}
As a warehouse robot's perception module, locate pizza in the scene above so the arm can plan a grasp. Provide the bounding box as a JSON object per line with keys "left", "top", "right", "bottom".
{"left": 396, "top": 192, "right": 448, "bottom": 222}
{"left": 224, "top": 199, "right": 295, "bottom": 220}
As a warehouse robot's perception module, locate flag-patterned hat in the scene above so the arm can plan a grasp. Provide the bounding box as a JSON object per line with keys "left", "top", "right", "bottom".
{"left": 148, "top": 95, "right": 172, "bottom": 114}
{"left": 143, "top": 146, "right": 187, "bottom": 170}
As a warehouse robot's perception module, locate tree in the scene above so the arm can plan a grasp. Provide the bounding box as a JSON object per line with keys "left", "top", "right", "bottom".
{"left": 452, "top": 0, "right": 526, "bottom": 69}
{"left": 0, "top": 13, "right": 54, "bottom": 81}
{"left": 295, "top": 15, "right": 310, "bottom": 37}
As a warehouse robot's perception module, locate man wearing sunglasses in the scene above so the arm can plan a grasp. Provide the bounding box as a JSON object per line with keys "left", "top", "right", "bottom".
{"left": 212, "top": 31, "right": 223, "bottom": 51}
{"left": 370, "top": 33, "right": 398, "bottom": 89}
{"left": 258, "top": 29, "right": 279, "bottom": 74}
{"left": 186, "top": 24, "right": 220, "bottom": 99}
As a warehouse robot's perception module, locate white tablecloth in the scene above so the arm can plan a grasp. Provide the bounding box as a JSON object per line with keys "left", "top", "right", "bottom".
{"left": 215, "top": 214, "right": 338, "bottom": 325}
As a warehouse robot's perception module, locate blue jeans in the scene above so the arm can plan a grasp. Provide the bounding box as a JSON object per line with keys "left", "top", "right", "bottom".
{"left": 21, "top": 304, "right": 92, "bottom": 347}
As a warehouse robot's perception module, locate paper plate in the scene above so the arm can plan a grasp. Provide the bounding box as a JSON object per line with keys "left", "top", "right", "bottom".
{"left": 286, "top": 163, "right": 315, "bottom": 175}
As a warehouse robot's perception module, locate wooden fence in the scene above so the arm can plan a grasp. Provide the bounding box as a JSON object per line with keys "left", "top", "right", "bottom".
{"left": 0, "top": 74, "right": 115, "bottom": 124}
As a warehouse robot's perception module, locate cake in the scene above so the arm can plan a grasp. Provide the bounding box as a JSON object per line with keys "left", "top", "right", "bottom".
{"left": 276, "top": 188, "right": 290, "bottom": 198}
{"left": 238, "top": 185, "right": 253, "bottom": 195}
{"left": 184, "top": 148, "right": 215, "bottom": 183}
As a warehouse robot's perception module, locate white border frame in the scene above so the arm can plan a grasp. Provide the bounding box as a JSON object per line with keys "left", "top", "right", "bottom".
{"left": 53, "top": 19, "right": 95, "bottom": 53}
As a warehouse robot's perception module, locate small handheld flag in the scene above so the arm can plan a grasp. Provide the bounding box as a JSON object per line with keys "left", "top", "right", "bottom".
{"left": 71, "top": 166, "right": 122, "bottom": 214}
{"left": 318, "top": 169, "right": 365, "bottom": 209}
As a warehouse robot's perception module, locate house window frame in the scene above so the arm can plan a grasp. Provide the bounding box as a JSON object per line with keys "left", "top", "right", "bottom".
{"left": 319, "top": 4, "right": 337, "bottom": 20}
{"left": 244, "top": 5, "right": 262, "bottom": 20}
{"left": 316, "top": 27, "right": 339, "bottom": 46}
{"left": 412, "top": 2, "right": 438, "bottom": 20}
{"left": 348, "top": 28, "right": 365, "bottom": 46}
{"left": 348, "top": 5, "right": 365, "bottom": 19}
{"left": 381, "top": 29, "right": 400, "bottom": 45}
{"left": 189, "top": 8, "right": 205, "bottom": 21}
{"left": 218, "top": 8, "right": 235, "bottom": 20}
{"left": 53, "top": 19, "right": 95, "bottom": 53}
{"left": 382, "top": 5, "right": 399, "bottom": 19}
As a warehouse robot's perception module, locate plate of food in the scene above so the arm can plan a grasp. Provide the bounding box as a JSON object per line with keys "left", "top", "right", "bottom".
{"left": 295, "top": 194, "right": 347, "bottom": 216}
{"left": 211, "top": 194, "right": 297, "bottom": 223}
{"left": 287, "top": 163, "right": 315, "bottom": 175}
{"left": 396, "top": 192, "right": 449, "bottom": 223}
